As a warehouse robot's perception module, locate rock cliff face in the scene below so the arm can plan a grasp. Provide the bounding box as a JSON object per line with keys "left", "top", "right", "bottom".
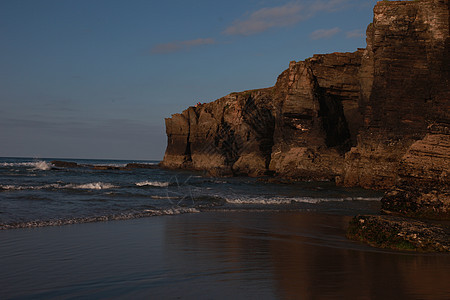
{"left": 340, "top": 0, "right": 450, "bottom": 189}
{"left": 161, "top": 0, "right": 449, "bottom": 218}
{"left": 162, "top": 88, "right": 276, "bottom": 177}
{"left": 381, "top": 123, "right": 450, "bottom": 219}
{"left": 269, "top": 51, "right": 363, "bottom": 180}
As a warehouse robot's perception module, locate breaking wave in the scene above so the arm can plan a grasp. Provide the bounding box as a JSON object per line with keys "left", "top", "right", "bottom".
{"left": 136, "top": 181, "right": 170, "bottom": 187}
{"left": 67, "top": 182, "right": 118, "bottom": 190}
{"left": 0, "top": 161, "right": 53, "bottom": 170}
{"left": 0, "top": 182, "right": 118, "bottom": 191}
{"left": 225, "top": 196, "right": 382, "bottom": 205}
{"left": 0, "top": 207, "right": 200, "bottom": 230}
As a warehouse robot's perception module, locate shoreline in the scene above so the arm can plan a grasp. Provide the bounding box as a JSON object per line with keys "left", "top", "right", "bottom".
{"left": 2, "top": 210, "right": 449, "bottom": 299}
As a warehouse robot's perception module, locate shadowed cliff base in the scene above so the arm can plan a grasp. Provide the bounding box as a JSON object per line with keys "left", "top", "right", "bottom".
{"left": 161, "top": 0, "right": 450, "bottom": 248}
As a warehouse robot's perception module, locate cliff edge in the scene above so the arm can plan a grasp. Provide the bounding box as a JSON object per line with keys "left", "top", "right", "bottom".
{"left": 161, "top": 0, "right": 449, "bottom": 220}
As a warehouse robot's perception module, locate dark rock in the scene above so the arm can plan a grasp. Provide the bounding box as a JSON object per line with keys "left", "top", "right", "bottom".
{"left": 91, "top": 165, "right": 121, "bottom": 170}
{"left": 381, "top": 123, "right": 450, "bottom": 219}
{"left": 50, "top": 160, "right": 80, "bottom": 168}
{"left": 347, "top": 215, "right": 450, "bottom": 252}
{"left": 125, "top": 163, "right": 158, "bottom": 169}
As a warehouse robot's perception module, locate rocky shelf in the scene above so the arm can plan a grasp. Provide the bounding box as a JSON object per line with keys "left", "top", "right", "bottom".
{"left": 347, "top": 215, "right": 450, "bottom": 252}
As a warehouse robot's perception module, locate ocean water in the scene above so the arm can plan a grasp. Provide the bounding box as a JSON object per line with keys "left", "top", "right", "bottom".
{"left": 0, "top": 157, "right": 383, "bottom": 229}
{"left": 2, "top": 157, "right": 450, "bottom": 299}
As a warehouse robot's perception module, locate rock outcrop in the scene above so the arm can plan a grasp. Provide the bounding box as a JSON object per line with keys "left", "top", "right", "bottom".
{"left": 161, "top": 0, "right": 449, "bottom": 219}
{"left": 347, "top": 215, "right": 450, "bottom": 252}
{"left": 162, "top": 88, "right": 276, "bottom": 176}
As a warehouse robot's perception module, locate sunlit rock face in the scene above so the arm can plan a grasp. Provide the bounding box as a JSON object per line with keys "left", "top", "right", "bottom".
{"left": 162, "top": 0, "right": 450, "bottom": 218}
{"left": 161, "top": 89, "right": 276, "bottom": 177}
{"left": 340, "top": 0, "right": 450, "bottom": 189}
{"left": 161, "top": 51, "right": 363, "bottom": 180}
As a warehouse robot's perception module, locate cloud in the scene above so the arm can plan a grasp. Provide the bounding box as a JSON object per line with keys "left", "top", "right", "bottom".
{"left": 310, "top": 27, "right": 341, "bottom": 40}
{"left": 346, "top": 29, "right": 365, "bottom": 39}
{"left": 151, "top": 38, "right": 215, "bottom": 54}
{"left": 223, "top": 0, "right": 354, "bottom": 36}
{"left": 223, "top": 2, "right": 304, "bottom": 36}
{"left": 309, "top": 0, "right": 352, "bottom": 13}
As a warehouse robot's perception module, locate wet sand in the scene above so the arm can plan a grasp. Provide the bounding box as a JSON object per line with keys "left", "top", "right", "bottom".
{"left": 1, "top": 211, "right": 449, "bottom": 299}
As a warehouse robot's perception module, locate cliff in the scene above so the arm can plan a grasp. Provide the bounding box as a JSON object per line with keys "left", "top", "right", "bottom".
{"left": 162, "top": 51, "right": 364, "bottom": 179}
{"left": 161, "top": 0, "right": 450, "bottom": 219}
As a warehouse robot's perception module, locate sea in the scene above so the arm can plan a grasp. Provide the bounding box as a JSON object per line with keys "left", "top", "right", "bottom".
{"left": 0, "top": 157, "right": 383, "bottom": 229}
{"left": 2, "top": 157, "right": 450, "bottom": 299}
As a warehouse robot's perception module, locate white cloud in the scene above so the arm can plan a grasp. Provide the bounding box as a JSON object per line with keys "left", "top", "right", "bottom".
{"left": 310, "top": 27, "right": 341, "bottom": 40}
{"left": 151, "top": 38, "right": 215, "bottom": 54}
{"left": 346, "top": 29, "right": 365, "bottom": 39}
{"left": 223, "top": 0, "right": 354, "bottom": 36}
{"left": 309, "top": 0, "right": 352, "bottom": 13}
{"left": 223, "top": 2, "right": 304, "bottom": 36}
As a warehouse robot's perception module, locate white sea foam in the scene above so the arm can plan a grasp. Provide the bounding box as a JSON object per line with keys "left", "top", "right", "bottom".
{"left": 0, "top": 185, "right": 20, "bottom": 190}
{"left": 225, "top": 196, "right": 382, "bottom": 205}
{"left": 158, "top": 207, "right": 200, "bottom": 215}
{"left": 0, "top": 184, "right": 46, "bottom": 191}
{"left": 34, "top": 161, "right": 52, "bottom": 170}
{"left": 1, "top": 207, "right": 201, "bottom": 230}
{"left": 344, "top": 197, "right": 382, "bottom": 201}
{"left": 0, "top": 182, "right": 117, "bottom": 191}
{"left": 136, "top": 181, "right": 169, "bottom": 187}
{"left": 226, "top": 197, "right": 294, "bottom": 205}
{"left": 0, "top": 161, "right": 53, "bottom": 170}
{"left": 65, "top": 182, "right": 118, "bottom": 190}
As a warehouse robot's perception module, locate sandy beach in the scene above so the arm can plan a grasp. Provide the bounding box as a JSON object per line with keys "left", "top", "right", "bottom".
{"left": 1, "top": 211, "right": 449, "bottom": 299}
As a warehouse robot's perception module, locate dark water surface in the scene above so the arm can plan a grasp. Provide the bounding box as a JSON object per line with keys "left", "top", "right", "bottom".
{"left": 1, "top": 157, "right": 382, "bottom": 229}
{"left": 1, "top": 212, "right": 449, "bottom": 299}
{"left": 1, "top": 158, "right": 449, "bottom": 299}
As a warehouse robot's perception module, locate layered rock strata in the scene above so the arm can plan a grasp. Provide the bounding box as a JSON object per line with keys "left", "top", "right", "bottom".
{"left": 340, "top": 0, "right": 450, "bottom": 189}
{"left": 381, "top": 123, "right": 450, "bottom": 219}
{"left": 161, "top": 0, "right": 449, "bottom": 218}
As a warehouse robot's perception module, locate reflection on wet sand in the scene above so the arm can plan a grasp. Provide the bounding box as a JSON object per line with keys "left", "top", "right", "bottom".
{"left": 164, "top": 212, "right": 450, "bottom": 299}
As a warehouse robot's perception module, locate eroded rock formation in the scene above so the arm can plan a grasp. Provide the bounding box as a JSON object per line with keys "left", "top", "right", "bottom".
{"left": 340, "top": 0, "right": 450, "bottom": 190}
{"left": 161, "top": 0, "right": 449, "bottom": 219}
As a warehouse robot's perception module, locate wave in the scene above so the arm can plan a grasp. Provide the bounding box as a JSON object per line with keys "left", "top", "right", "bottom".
{"left": 0, "top": 161, "right": 53, "bottom": 170}
{"left": 0, "top": 185, "right": 21, "bottom": 190}
{"left": 0, "top": 182, "right": 118, "bottom": 191}
{"left": 65, "top": 182, "right": 118, "bottom": 190}
{"left": 225, "top": 196, "right": 382, "bottom": 205}
{"left": 225, "top": 197, "right": 295, "bottom": 205}
{"left": 0, "top": 207, "right": 200, "bottom": 230}
{"left": 135, "top": 181, "right": 169, "bottom": 187}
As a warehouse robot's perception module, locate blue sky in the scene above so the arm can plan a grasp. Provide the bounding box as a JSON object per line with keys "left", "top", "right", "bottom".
{"left": 0, "top": 0, "right": 377, "bottom": 160}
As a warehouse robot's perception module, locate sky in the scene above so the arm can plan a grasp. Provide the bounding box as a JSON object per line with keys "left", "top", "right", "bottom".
{"left": 0, "top": 0, "right": 378, "bottom": 160}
